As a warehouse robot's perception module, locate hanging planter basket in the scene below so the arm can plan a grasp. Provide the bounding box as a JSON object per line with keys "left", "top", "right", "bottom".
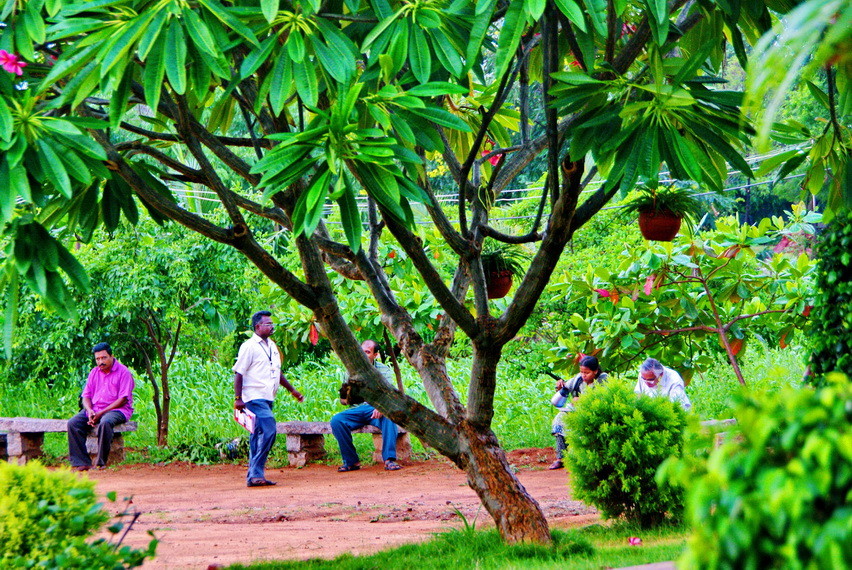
{"left": 486, "top": 270, "right": 513, "bottom": 299}
{"left": 638, "top": 210, "right": 682, "bottom": 241}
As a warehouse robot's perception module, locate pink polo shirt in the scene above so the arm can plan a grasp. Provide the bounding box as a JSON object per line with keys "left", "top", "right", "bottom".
{"left": 82, "top": 359, "right": 135, "bottom": 420}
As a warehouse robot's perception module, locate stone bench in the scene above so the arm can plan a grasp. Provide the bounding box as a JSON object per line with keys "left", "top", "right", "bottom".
{"left": 700, "top": 418, "right": 738, "bottom": 448}
{"left": 277, "top": 421, "right": 411, "bottom": 468}
{"left": 0, "top": 417, "right": 137, "bottom": 466}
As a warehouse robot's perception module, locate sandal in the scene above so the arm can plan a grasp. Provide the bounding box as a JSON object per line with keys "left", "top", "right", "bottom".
{"left": 337, "top": 464, "right": 361, "bottom": 472}
{"left": 247, "top": 478, "right": 277, "bottom": 487}
{"left": 384, "top": 460, "right": 402, "bottom": 471}
{"left": 548, "top": 460, "right": 564, "bottom": 470}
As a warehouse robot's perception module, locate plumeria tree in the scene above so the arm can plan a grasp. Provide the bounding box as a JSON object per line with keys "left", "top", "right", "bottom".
{"left": 550, "top": 206, "right": 819, "bottom": 385}
{"left": 1, "top": 0, "right": 845, "bottom": 542}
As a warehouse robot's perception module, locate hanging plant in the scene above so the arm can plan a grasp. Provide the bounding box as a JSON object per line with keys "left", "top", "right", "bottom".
{"left": 622, "top": 184, "right": 705, "bottom": 241}
{"left": 481, "top": 242, "right": 529, "bottom": 299}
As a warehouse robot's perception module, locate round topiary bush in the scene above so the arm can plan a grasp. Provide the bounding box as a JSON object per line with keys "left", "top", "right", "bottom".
{"left": 670, "top": 373, "right": 851, "bottom": 568}
{"left": 810, "top": 209, "right": 852, "bottom": 381}
{"left": 565, "top": 381, "right": 688, "bottom": 527}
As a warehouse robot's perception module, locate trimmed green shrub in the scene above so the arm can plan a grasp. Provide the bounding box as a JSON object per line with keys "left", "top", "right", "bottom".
{"left": 668, "top": 373, "right": 851, "bottom": 568}
{"left": 565, "top": 381, "right": 688, "bottom": 527}
{"left": 810, "top": 209, "right": 852, "bottom": 380}
{"left": 0, "top": 462, "right": 156, "bottom": 567}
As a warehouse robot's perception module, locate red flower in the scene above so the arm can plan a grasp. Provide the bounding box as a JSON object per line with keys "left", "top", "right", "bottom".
{"left": 621, "top": 23, "right": 637, "bottom": 37}
{"left": 0, "top": 50, "right": 27, "bottom": 76}
{"left": 628, "top": 537, "right": 642, "bottom": 546}
{"left": 594, "top": 288, "right": 610, "bottom": 297}
{"left": 309, "top": 322, "right": 319, "bottom": 346}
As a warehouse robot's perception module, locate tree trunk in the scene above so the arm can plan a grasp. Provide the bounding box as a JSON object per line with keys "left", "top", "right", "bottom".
{"left": 454, "top": 421, "right": 551, "bottom": 543}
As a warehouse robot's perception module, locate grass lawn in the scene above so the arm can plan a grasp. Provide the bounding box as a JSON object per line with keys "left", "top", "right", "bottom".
{"left": 225, "top": 522, "right": 687, "bottom": 569}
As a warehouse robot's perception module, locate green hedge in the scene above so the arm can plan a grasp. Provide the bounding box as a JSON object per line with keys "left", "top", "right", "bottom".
{"left": 810, "top": 209, "right": 852, "bottom": 380}
{"left": 565, "top": 381, "right": 688, "bottom": 527}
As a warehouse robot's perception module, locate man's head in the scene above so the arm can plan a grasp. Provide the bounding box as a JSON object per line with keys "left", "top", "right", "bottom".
{"left": 92, "top": 342, "right": 115, "bottom": 374}
{"left": 639, "top": 358, "right": 664, "bottom": 388}
{"left": 251, "top": 311, "right": 274, "bottom": 339}
{"left": 361, "top": 340, "right": 380, "bottom": 364}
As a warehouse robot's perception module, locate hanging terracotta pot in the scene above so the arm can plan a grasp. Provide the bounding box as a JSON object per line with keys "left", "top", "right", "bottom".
{"left": 638, "top": 210, "right": 682, "bottom": 241}
{"left": 486, "top": 270, "right": 513, "bottom": 299}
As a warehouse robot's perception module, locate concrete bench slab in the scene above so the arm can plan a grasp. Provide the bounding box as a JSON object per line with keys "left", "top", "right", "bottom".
{"left": 276, "top": 421, "right": 411, "bottom": 467}
{"left": 0, "top": 417, "right": 137, "bottom": 466}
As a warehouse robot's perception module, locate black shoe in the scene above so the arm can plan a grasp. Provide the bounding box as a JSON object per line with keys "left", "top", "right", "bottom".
{"left": 247, "top": 478, "right": 277, "bottom": 487}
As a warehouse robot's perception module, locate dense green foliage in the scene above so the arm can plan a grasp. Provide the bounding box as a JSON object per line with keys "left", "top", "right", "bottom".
{"left": 0, "top": 462, "right": 156, "bottom": 568}
{"left": 809, "top": 209, "right": 852, "bottom": 380}
{"left": 664, "top": 374, "right": 851, "bottom": 568}
{"left": 565, "top": 382, "right": 688, "bottom": 528}
{"left": 226, "top": 524, "right": 688, "bottom": 570}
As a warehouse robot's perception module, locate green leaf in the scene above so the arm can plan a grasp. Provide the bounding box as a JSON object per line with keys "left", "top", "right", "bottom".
{"left": 240, "top": 36, "right": 277, "bottom": 79}
{"left": 554, "top": 0, "right": 587, "bottom": 32}
{"left": 137, "top": 9, "right": 168, "bottom": 60}
{"left": 165, "top": 21, "right": 187, "bottom": 94}
{"left": 36, "top": 140, "right": 72, "bottom": 198}
{"left": 268, "top": 53, "right": 292, "bottom": 116}
{"left": 583, "top": 0, "right": 607, "bottom": 37}
{"left": 494, "top": 0, "right": 526, "bottom": 79}
{"left": 428, "top": 29, "right": 464, "bottom": 77}
{"left": 143, "top": 36, "right": 167, "bottom": 113}
{"left": 337, "top": 184, "right": 362, "bottom": 253}
{"left": 38, "top": 43, "right": 99, "bottom": 94}
{"left": 407, "top": 107, "right": 471, "bottom": 131}
{"left": 361, "top": 12, "right": 399, "bottom": 51}
{"left": 293, "top": 59, "right": 318, "bottom": 107}
{"left": 310, "top": 35, "right": 351, "bottom": 83}
{"left": 408, "top": 24, "right": 431, "bottom": 83}
{"left": 183, "top": 6, "right": 219, "bottom": 57}
{"left": 287, "top": 31, "right": 306, "bottom": 63}
{"left": 464, "top": 0, "right": 494, "bottom": 73}
{"left": 99, "top": 11, "right": 154, "bottom": 75}
{"left": 261, "top": 0, "right": 279, "bottom": 23}
{"left": 0, "top": 99, "right": 12, "bottom": 143}
{"left": 196, "top": 0, "right": 259, "bottom": 47}
{"left": 3, "top": 272, "right": 19, "bottom": 359}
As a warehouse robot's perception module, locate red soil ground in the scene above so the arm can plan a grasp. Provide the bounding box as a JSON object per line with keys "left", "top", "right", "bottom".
{"left": 86, "top": 448, "right": 598, "bottom": 569}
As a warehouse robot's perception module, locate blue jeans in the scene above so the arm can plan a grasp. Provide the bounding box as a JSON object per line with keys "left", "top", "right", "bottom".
{"left": 245, "top": 399, "right": 277, "bottom": 481}
{"left": 330, "top": 404, "right": 398, "bottom": 466}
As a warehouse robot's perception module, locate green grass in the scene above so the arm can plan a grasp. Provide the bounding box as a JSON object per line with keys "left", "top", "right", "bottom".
{"left": 224, "top": 522, "right": 687, "bottom": 569}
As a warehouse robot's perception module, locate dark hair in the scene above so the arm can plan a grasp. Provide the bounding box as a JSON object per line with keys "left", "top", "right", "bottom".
{"left": 251, "top": 310, "right": 272, "bottom": 330}
{"left": 579, "top": 355, "right": 602, "bottom": 375}
{"left": 92, "top": 342, "right": 112, "bottom": 355}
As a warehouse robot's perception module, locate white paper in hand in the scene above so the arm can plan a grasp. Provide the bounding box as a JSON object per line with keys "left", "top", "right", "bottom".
{"left": 234, "top": 408, "right": 256, "bottom": 433}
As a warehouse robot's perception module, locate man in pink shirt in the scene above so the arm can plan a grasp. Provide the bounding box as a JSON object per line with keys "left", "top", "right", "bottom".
{"left": 67, "top": 342, "right": 135, "bottom": 471}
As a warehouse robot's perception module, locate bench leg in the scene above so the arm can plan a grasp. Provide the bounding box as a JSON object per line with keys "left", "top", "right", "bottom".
{"left": 85, "top": 433, "right": 125, "bottom": 466}
{"left": 3, "top": 432, "right": 42, "bottom": 465}
{"left": 372, "top": 433, "right": 411, "bottom": 463}
{"left": 286, "top": 434, "right": 326, "bottom": 467}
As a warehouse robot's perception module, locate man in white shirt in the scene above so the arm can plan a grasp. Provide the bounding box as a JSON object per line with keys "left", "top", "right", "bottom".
{"left": 634, "top": 357, "right": 692, "bottom": 411}
{"left": 234, "top": 310, "right": 304, "bottom": 487}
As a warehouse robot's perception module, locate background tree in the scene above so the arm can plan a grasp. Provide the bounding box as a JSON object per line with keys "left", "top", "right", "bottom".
{"left": 0, "top": 0, "right": 840, "bottom": 543}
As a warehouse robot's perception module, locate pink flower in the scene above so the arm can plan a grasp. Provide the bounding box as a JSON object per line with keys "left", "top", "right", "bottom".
{"left": 644, "top": 274, "right": 655, "bottom": 296}
{"left": 628, "top": 537, "right": 642, "bottom": 546}
{"left": 0, "top": 50, "right": 27, "bottom": 76}
{"left": 773, "top": 236, "right": 791, "bottom": 253}
{"left": 594, "top": 288, "right": 610, "bottom": 297}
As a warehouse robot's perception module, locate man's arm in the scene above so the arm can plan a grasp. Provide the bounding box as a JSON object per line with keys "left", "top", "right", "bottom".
{"left": 280, "top": 374, "right": 304, "bottom": 402}
{"left": 90, "top": 396, "right": 128, "bottom": 425}
{"left": 234, "top": 373, "right": 245, "bottom": 410}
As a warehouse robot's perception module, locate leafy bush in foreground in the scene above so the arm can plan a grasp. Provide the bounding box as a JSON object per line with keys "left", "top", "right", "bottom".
{"left": 565, "top": 382, "right": 688, "bottom": 527}
{"left": 0, "top": 462, "right": 156, "bottom": 568}
{"left": 666, "top": 373, "right": 851, "bottom": 568}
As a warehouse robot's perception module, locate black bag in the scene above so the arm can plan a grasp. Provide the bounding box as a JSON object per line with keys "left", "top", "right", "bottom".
{"left": 339, "top": 381, "right": 365, "bottom": 406}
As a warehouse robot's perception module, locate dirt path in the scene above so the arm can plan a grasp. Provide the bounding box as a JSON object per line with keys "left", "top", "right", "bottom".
{"left": 87, "top": 449, "right": 598, "bottom": 569}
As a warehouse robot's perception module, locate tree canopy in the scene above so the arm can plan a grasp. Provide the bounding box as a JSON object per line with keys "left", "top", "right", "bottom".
{"left": 1, "top": 0, "right": 849, "bottom": 542}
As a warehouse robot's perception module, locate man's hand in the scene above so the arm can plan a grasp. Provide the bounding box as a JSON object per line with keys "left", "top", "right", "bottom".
{"left": 234, "top": 397, "right": 245, "bottom": 411}
{"left": 370, "top": 409, "right": 383, "bottom": 420}
{"left": 555, "top": 379, "right": 565, "bottom": 390}
{"left": 86, "top": 409, "right": 97, "bottom": 426}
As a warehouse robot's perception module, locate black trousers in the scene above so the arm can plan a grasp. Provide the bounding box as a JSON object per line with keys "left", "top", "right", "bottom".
{"left": 67, "top": 410, "right": 126, "bottom": 467}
